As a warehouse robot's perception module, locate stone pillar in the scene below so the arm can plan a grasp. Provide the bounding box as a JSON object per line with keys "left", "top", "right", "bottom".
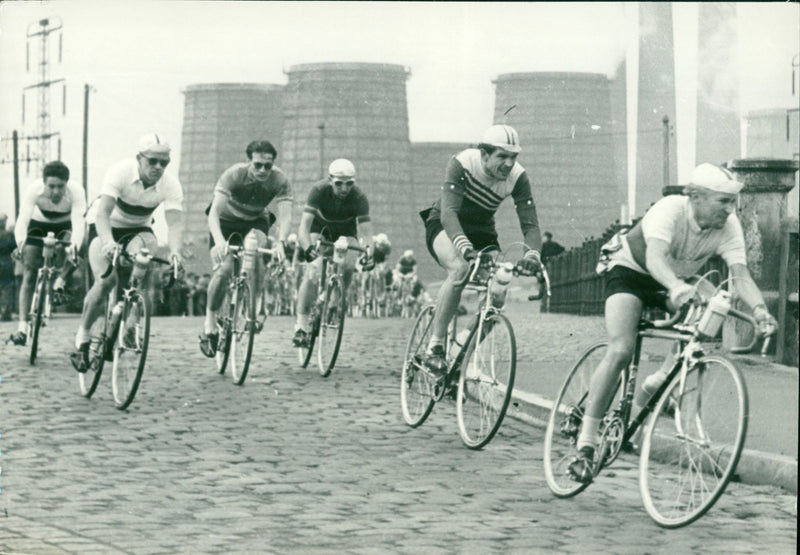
{"left": 723, "top": 158, "right": 798, "bottom": 353}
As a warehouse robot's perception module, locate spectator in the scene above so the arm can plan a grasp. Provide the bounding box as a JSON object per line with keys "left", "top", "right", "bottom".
{"left": 541, "top": 231, "right": 565, "bottom": 265}
{"left": 0, "top": 213, "right": 15, "bottom": 321}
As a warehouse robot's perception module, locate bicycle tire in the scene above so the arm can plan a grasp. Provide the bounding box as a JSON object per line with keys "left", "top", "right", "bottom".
{"left": 216, "top": 289, "right": 234, "bottom": 374}
{"left": 456, "top": 312, "right": 516, "bottom": 449}
{"left": 29, "top": 272, "right": 48, "bottom": 365}
{"left": 400, "top": 304, "right": 437, "bottom": 427}
{"left": 543, "top": 342, "right": 617, "bottom": 498}
{"left": 318, "top": 277, "right": 346, "bottom": 377}
{"left": 112, "top": 290, "right": 150, "bottom": 410}
{"left": 639, "top": 355, "right": 748, "bottom": 528}
{"left": 230, "top": 280, "right": 256, "bottom": 385}
{"left": 78, "top": 302, "right": 109, "bottom": 398}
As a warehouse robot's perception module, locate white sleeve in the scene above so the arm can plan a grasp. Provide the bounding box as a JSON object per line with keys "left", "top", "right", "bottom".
{"left": 162, "top": 174, "right": 184, "bottom": 212}
{"left": 14, "top": 184, "right": 39, "bottom": 247}
{"left": 717, "top": 216, "right": 747, "bottom": 267}
{"left": 99, "top": 161, "right": 126, "bottom": 200}
{"left": 641, "top": 197, "right": 680, "bottom": 244}
{"left": 68, "top": 181, "right": 87, "bottom": 247}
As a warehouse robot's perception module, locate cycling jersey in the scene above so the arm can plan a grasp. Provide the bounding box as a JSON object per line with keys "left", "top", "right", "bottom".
{"left": 397, "top": 256, "right": 416, "bottom": 275}
{"left": 86, "top": 158, "right": 183, "bottom": 228}
{"left": 601, "top": 195, "right": 746, "bottom": 279}
{"left": 305, "top": 179, "right": 370, "bottom": 240}
{"left": 421, "top": 148, "right": 540, "bottom": 253}
{"left": 15, "top": 178, "right": 86, "bottom": 248}
{"left": 212, "top": 163, "right": 292, "bottom": 221}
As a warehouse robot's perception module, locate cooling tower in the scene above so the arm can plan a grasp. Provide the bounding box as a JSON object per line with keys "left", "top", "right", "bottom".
{"left": 178, "top": 83, "right": 284, "bottom": 273}
{"left": 280, "top": 63, "right": 415, "bottom": 267}
{"left": 492, "top": 72, "right": 621, "bottom": 248}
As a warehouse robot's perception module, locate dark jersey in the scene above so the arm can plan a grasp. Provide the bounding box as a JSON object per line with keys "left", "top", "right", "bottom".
{"left": 305, "top": 180, "right": 370, "bottom": 240}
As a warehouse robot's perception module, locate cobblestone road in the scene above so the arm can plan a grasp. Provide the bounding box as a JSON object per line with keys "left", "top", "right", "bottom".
{"left": 1, "top": 313, "right": 796, "bottom": 553}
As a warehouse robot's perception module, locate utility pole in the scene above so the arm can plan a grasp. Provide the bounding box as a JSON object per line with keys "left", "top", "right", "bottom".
{"left": 23, "top": 17, "right": 65, "bottom": 172}
{"left": 82, "top": 84, "right": 94, "bottom": 202}
{"left": 13, "top": 131, "right": 20, "bottom": 218}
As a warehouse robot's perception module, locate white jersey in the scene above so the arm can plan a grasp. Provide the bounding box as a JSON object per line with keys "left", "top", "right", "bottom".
{"left": 14, "top": 178, "right": 87, "bottom": 247}
{"left": 87, "top": 158, "right": 183, "bottom": 228}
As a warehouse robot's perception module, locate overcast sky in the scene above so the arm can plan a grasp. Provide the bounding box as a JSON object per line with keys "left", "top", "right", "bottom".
{"left": 1, "top": 0, "right": 798, "bottom": 221}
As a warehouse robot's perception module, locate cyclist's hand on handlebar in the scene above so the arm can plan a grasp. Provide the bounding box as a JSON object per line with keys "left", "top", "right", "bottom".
{"left": 101, "top": 241, "right": 119, "bottom": 261}
{"left": 753, "top": 305, "right": 778, "bottom": 336}
{"left": 519, "top": 250, "right": 542, "bottom": 275}
{"left": 304, "top": 244, "right": 318, "bottom": 262}
{"left": 360, "top": 255, "right": 375, "bottom": 272}
{"left": 668, "top": 282, "right": 694, "bottom": 309}
{"left": 65, "top": 243, "right": 79, "bottom": 262}
{"left": 11, "top": 247, "right": 21, "bottom": 261}
{"left": 210, "top": 244, "right": 227, "bottom": 267}
{"left": 274, "top": 241, "right": 287, "bottom": 263}
{"left": 462, "top": 247, "right": 478, "bottom": 263}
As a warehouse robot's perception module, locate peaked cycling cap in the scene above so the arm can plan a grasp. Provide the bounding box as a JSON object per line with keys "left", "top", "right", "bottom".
{"left": 689, "top": 163, "right": 743, "bottom": 195}
{"left": 329, "top": 159, "right": 356, "bottom": 178}
{"left": 138, "top": 133, "right": 171, "bottom": 156}
{"left": 481, "top": 124, "right": 521, "bottom": 154}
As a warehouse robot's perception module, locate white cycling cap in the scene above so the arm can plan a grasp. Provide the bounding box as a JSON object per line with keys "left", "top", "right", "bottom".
{"left": 480, "top": 124, "right": 521, "bottom": 154}
{"left": 689, "top": 163, "right": 743, "bottom": 194}
{"left": 329, "top": 158, "right": 356, "bottom": 178}
{"left": 403, "top": 249, "right": 414, "bottom": 257}
{"left": 138, "top": 133, "right": 171, "bottom": 155}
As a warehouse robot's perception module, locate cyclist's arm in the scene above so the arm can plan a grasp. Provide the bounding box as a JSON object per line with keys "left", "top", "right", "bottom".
{"left": 298, "top": 212, "right": 314, "bottom": 251}
{"left": 165, "top": 208, "right": 184, "bottom": 260}
{"left": 276, "top": 199, "right": 293, "bottom": 243}
{"left": 645, "top": 238, "right": 684, "bottom": 292}
{"left": 94, "top": 195, "right": 117, "bottom": 247}
{"left": 207, "top": 192, "right": 227, "bottom": 248}
{"left": 440, "top": 157, "right": 470, "bottom": 255}
{"left": 358, "top": 219, "right": 374, "bottom": 255}
{"left": 13, "top": 186, "right": 37, "bottom": 249}
{"left": 511, "top": 172, "right": 542, "bottom": 255}
{"left": 68, "top": 181, "right": 87, "bottom": 249}
{"left": 728, "top": 263, "right": 770, "bottom": 312}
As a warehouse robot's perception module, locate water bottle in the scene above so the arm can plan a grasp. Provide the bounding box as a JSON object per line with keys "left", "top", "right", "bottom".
{"left": 42, "top": 231, "right": 57, "bottom": 262}
{"left": 243, "top": 233, "right": 258, "bottom": 272}
{"left": 490, "top": 263, "right": 513, "bottom": 308}
{"left": 696, "top": 290, "right": 731, "bottom": 339}
{"left": 333, "top": 237, "right": 348, "bottom": 264}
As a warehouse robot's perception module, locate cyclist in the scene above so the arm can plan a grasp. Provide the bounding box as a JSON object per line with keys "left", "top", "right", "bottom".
{"left": 70, "top": 133, "right": 184, "bottom": 372}
{"left": 198, "top": 140, "right": 292, "bottom": 357}
{"left": 9, "top": 161, "right": 86, "bottom": 346}
{"left": 418, "top": 124, "right": 543, "bottom": 375}
{"left": 284, "top": 233, "right": 300, "bottom": 266}
{"left": 292, "top": 158, "right": 374, "bottom": 348}
{"left": 392, "top": 249, "right": 418, "bottom": 289}
{"left": 568, "top": 163, "right": 779, "bottom": 483}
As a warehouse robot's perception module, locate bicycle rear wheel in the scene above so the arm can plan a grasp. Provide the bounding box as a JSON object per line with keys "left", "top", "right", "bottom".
{"left": 318, "top": 277, "right": 346, "bottom": 377}
{"left": 230, "top": 280, "right": 256, "bottom": 385}
{"left": 29, "top": 272, "right": 48, "bottom": 365}
{"left": 456, "top": 312, "right": 516, "bottom": 449}
{"left": 400, "top": 304, "right": 437, "bottom": 427}
{"left": 112, "top": 290, "right": 150, "bottom": 410}
{"left": 78, "top": 310, "right": 108, "bottom": 398}
{"left": 640, "top": 355, "right": 748, "bottom": 528}
{"left": 543, "top": 343, "right": 618, "bottom": 497}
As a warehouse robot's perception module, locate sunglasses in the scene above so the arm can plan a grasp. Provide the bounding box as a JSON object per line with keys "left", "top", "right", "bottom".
{"left": 143, "top": 156, "right": 169, "bottom": 168}
{"left": 253, "top": 162, "right": 273, "bottom": 171}
{"left": 333, "top": 179, "right": 355, "bottom": 187}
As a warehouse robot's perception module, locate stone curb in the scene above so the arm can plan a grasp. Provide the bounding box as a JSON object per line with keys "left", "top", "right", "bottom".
{"left": 506, "top": 388, "right": 798, "bottom": 494}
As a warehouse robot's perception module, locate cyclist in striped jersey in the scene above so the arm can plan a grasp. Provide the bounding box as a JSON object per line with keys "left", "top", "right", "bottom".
{"left": 418, "top": 124, "right": 543, "bottom": 374}
{"left": 70, "top": 133, "right": 184, "bottom": 371}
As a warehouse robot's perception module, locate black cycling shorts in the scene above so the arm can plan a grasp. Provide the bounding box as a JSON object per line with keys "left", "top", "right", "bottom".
{"left": 419, "top": 207, "right": 499, "bottom": 265}
{"left": 209, "top": 216, "right": 272, "bottom": 248}
{"left": 88, "top": 224, "right": 155, "bottom": 247}
{"left": 603, "top": 265, "right": 669, "bottom": 310}
{"left": 24, "top": 220, "right": 73, "bottom": 247}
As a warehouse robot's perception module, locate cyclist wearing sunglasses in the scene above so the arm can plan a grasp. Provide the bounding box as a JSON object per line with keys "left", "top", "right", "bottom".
{"left": 418, "top": 124, "right": 543, "bottom": 375}
{"left": 9, "top": 161, "right": 86, "bottom": 346}
{"left": 199, "top": 140, "right": 293, "bottom": 357}
{"left": 71, "top": 133, "right": 184, "bottom": 371}
{"left": 292, "top": 158, "right": 375, "bottom": 348}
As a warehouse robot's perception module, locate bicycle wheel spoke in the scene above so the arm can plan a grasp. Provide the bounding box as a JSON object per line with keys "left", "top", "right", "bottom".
{"left": 640, "top": 355, "right": 747, "bottom": 527}
{"left": 230, "top": 281, "right": 255, "bottom": 385}
{"left": 457, "top": 313, "right": 516, "bottom": 449}
{"left": 112, "top": 291, "right": 150, "bottom": 410}
{"left": 400, "top": 305, "right": 436, "bottom": 427}
{"left": 318, "top": 278, "right": 345, "bottom": 377}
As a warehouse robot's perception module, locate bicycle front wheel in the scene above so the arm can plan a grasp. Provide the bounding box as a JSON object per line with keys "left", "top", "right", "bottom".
{"left": 639, "top": 355, "right": 748, "bottom": 528}
{"left": 216, "top": 290, "right": 234, "bottom": 374}
{"left": 112, "top": 290, "right": 151, "bottom": 410}
{"left": 230, "top": 280, "right": 256, "bottom": 385}
{"left": 400, "top": 304, "right": 437, "bottom": 427}
{"left": 318, "top": 277, "right": 346, "bottom": 377}
{"left": 456, "top": 312, "right": 516, "bottom": 449}
{"left": 78, "top": 313, "right": 108, "bottom": 398}
{"left": 543, "top": 342, "right": 613, "bottom": 497}
{"left": 29, "top": 273, "right": 48, "bottom": 365}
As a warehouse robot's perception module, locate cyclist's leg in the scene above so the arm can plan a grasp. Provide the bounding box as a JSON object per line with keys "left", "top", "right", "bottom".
{"left": 52, "top": 229, "right": 74, "bottom": 292}
{"left": 427, "top": 230, "right": 469, "bottom": 355}
{"left": 339, "top": 235, "right": 360, "bottom": 292}
{"left": 294, "top": 233, "right": 322, "bottom": 343}
{"left": 571, "top": 292, "right": 642, "bottom": 478}
{"left": 74, "top": 235, "right": 118, "bottom": 352}
{"left": 14, "top": 242, "right": 43, "bottom": 340}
